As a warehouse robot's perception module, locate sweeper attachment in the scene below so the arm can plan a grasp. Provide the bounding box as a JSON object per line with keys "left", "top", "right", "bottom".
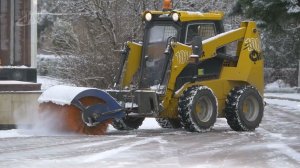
{"left": 38, "top": 0, "right": 265, "bottom": 135}
{"left": 38, "top": 86, "right": 124, "bottom": 135}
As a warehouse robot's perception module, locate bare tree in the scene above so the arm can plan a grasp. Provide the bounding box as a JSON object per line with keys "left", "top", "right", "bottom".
{"left": 39, "top": 0, "right": 238, "bottom": 88}
{"left": 46, "top": 0, "right": 149, "bottom": 88}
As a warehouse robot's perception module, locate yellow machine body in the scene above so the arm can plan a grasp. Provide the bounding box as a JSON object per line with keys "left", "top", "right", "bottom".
{"left": 120, "top": 11, "right": 263, "bottom": 119}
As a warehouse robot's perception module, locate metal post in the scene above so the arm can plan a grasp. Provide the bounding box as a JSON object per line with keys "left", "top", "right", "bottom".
{"left": 31, "top": 0, "right": 37, "bottom": 68}
{"left": 298, "top": 60, "right": 300, "bottom": 88}
{"left": 10, "top": 0, "right": 15, "bottom": 65}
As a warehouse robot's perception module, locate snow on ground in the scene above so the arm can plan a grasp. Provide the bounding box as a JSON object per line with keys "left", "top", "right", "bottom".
{"left": 265, "top": 93, "right": 300, "bottom": 100}
{"left": 264, "top": 79, "right": 300, "bottom": 110}
{"left": 0, "top": 105, "right": 299, "bottom": 168}
{"left": 265, "top": 92, "right": 300, "bottom": 111}
{"left": 0, "top": 129, "right": 33, "bottom": 138}
{"left": 265, "top": 98, "right": 300, "bottom": 111}
{"left": 1, "top": 77, "right": 299, "bottom": 167}
{"left": 37, "top": 76, "right": 69, "bottom": 90}
{"left": 0, "top": 118, "right": 161, "bottom": 139}
{"left": 0, "top": 65, "right": 30, "bottom": 68}
{"left": 37, "top": 54, "right": 58, "bottom": 60}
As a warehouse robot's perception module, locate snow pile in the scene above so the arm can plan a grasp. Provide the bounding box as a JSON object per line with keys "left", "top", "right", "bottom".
{"left": 265, "top": 79, "right": 290, "bottom": 89}
{"left": 107, "top": 118, "right": 160, "bottom": 131}
{"left": 138, "top": 118, "right": 160, "bottom": 129}
{"left": 265, "top": 79, "right": 295, "bottom": 93}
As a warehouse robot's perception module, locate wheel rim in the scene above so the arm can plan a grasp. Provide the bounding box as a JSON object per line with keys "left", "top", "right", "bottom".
{"left": 195, "top": 96, "right": 213, "bottom": 122}
{"left": 242, "top": 95, "right": 259, "bottom": 121}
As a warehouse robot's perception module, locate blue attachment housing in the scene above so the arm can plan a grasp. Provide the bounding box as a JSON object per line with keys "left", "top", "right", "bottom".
{"left": 70, "top": 89, "right": 125, "bottom": 124}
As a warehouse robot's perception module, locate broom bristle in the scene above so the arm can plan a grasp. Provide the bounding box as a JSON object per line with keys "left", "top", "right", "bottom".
{"left": 38, "top": 96, "right": 111, "bottom": 135}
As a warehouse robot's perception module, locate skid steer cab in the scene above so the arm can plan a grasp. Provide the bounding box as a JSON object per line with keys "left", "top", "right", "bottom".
{"left": 38, "top": 0, "right": 264, "bottom": 135}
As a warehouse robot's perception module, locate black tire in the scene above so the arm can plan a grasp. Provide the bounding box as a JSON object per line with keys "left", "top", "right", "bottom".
{"left": 112, "top": 116, "right": 145, "bottom": 130}
{"left": 225, "top": 85, "right": 264, "bottom": 131}
{"left": 178, "top": 86, "right": 218, "bottom": 132}
{"left": 155, "top": 118, "right": 182, "bottom": 129}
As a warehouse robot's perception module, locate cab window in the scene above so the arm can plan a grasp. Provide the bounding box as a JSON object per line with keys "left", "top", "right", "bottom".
{"left": 185, "top": 23, "right": 216, "bottom": 44}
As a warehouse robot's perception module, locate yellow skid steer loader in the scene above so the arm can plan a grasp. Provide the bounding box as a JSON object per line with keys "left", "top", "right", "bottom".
{"left": 38, "top": 0, "right": 264, "bottom": 134}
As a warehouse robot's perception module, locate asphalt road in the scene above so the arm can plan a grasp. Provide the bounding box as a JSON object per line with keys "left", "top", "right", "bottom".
{"left": 0, "top": 103, "right": 299, "bottom": 168}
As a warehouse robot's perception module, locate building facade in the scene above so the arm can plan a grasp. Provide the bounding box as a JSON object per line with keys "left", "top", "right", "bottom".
{"left": 0, "top": 0, "right": 37, "bottom": 82}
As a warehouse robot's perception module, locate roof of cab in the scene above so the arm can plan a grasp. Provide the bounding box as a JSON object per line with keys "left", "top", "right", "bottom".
{"left": 143, "top": 10, "right": 224, "bottom": 22}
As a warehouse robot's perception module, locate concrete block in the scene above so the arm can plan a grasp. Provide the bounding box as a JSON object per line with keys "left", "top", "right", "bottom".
{"left": 0, "top": 91, "right": 41, "bottom": 127}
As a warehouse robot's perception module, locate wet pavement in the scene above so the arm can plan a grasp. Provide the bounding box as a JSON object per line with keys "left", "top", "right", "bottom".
{"left": 0, "top": 104, "right": 299, "bottom": 168}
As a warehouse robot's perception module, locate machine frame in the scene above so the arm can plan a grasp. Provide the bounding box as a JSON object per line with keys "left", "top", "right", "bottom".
{"left": 109, "top": 10, "right": 263, "bottom": 120}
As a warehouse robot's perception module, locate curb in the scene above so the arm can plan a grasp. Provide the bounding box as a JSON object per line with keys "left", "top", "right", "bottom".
{"left": 264, "top": 96, "right": 300, "bottom": 102}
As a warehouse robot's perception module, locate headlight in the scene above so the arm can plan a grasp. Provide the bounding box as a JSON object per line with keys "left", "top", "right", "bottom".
{"left": 145, "top": 13, "right": 152, "bottom": 21}
{"left": 172, "top": 13, "right": 179, "bottom": 22}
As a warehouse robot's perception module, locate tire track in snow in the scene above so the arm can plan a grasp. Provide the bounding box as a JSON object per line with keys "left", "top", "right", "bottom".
{"left": 259, "top": 105, "right": 300, "bottom": 163}
{"left": 0, "top": 137, "right": 132, "bottom": 160}
{"left": 67, "top": 136, "right": 167, "bottom": 163}
{"left": 258, "top": 128, "right": 300, "bottom": 163}
{"left": 267, "top": 105, "right": 300, "bottom": 121}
